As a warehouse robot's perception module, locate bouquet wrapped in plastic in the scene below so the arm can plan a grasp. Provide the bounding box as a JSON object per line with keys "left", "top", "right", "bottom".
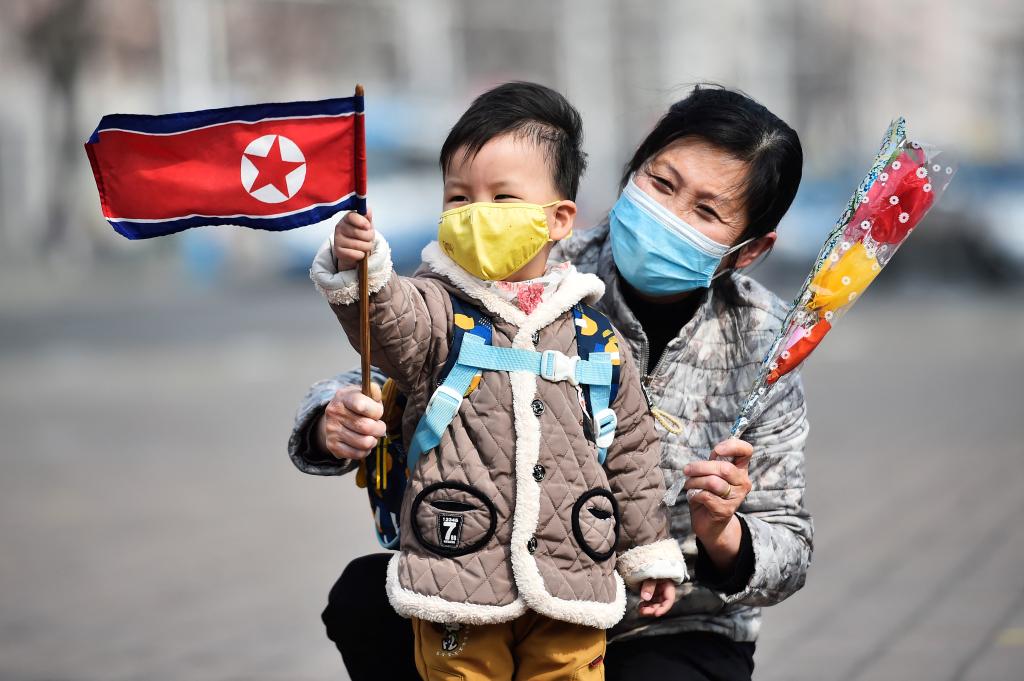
{"left": 731, "top": 117, "right": 956, "bottom": 437}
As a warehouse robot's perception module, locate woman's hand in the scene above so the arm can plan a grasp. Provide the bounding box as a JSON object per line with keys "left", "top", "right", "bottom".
{"left": 637, "top": 578, "right": 676, "bottom": 617}
{"left": 333, "top": 209, "right": 375, "bottom": 271}
{"left": 315, "top": 384, "right": 386, "bottom": 460}
{"left": 684, "top": 437, "right": 754, "bottom": 572}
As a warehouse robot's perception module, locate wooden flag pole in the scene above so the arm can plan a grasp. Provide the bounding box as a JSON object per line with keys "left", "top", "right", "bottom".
{"left": 354, "top": 84, "right": 371, "bottom": 397}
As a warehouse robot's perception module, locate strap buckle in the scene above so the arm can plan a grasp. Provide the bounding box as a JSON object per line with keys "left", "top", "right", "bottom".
{"left": 426, "top": 384, "right": 464, "bottom": 413}
{"left": 594, "top": 408, "right": 617, "bottom": 449}
{"left": 540, "top": 350, "right": 580, "bottom": 385}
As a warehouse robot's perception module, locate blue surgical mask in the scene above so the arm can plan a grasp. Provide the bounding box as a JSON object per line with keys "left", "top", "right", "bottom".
{"left": 608, "top": 175, "right": 752, "bottom": 296}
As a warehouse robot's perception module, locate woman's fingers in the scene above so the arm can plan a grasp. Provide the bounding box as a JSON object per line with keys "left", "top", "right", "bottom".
{"left": 683, "top": 474, "right": 735, "bottom": 499}
{"left": 339, "top": 386, "right": 385, "bottom": 420}
{"left": 683, "top": 459, "right": 744, "bottom": 484}
{"left": 325, "top": 438, "right": 373, "bottom": 461}
{"left": 348, "top": 415, "right": 387, "bottom": 437}
{"left": 322, "top": 385, "right": 386, "bottom": 460}
{"left": 711, "top": 437, "right": 753, "bottom": 469}
{"left": 686, "top": 485, "right": 734, "bottom": 519}
{"left": 331, "top": 423, "right": 380, "bottom": 451}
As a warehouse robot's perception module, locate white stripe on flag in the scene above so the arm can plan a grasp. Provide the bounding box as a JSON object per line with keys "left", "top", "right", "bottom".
{"left": 106, "top": 192, "right": 365, "bottom": 223}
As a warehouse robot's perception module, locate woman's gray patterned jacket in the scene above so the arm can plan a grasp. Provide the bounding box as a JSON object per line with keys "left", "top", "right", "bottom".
{"left": 289, "top": 221, "right": 813, "bottom": 643}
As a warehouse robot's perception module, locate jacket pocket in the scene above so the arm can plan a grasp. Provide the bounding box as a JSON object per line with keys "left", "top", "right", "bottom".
{"left": 571, "top": 488, "right": 620, "bottom": 563}
{"left": 411, "top": 481, "right": 498, "bottom": 557}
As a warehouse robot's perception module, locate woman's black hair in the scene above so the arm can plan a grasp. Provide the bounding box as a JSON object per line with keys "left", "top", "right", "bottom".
{"left": 622, "top": 84, "right": 803, "bottom": 301}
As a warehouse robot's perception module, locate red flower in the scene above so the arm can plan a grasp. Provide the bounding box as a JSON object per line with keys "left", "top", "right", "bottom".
{"left": 847, "top": 148, "right": 935, "bottom": 245}
{"left": 767, "top": 318, "right": 832, "bottom": 385}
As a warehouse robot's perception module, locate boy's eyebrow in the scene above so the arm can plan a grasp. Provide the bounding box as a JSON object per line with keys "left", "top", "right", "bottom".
{"left": 489, "top": 178, "right": 526, "bottom": 192}
{"left": 442, "top": 176, "right": 469, "bottom": 190}
{"left": 443, "top": 177, "right": 526, "bottom": 193}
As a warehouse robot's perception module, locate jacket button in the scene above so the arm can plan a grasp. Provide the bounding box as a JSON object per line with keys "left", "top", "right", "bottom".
{"left": 532, "top": 464, "right": 545, "bottom": 482}
{"left": 527, "top": 536, "right": 538, "bottom": 554}
{"left": 531, "top": 399, "right": 545, "bottom": 416}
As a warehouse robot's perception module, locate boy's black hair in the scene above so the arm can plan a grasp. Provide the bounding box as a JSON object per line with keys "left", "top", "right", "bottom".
{"left": 440, "top": 82, "right": 587, "bottom": 200}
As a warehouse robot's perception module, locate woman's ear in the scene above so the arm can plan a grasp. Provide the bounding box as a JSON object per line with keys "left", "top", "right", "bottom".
{"left": 735, "top": 231, "right": 777, "bottom": 269}
{"left": 547, "top": 200, "right": 577, "bottom": 241}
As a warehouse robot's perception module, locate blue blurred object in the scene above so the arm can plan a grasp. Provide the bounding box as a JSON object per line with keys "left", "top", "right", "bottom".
{"left": 180, "top": 229, "right": 229, "bottom": 284}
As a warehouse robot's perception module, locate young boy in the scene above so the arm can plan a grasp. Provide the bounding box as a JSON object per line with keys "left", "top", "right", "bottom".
{"left": 310, "top": 82, "right": 685, "bottom": 680}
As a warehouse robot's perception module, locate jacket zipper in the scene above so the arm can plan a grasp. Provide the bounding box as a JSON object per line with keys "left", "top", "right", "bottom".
{"left": 639, "top": 337, "right": 670, "bottom": 411}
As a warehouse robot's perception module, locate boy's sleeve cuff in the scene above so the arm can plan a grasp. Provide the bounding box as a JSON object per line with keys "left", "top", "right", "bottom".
{"left": 616, "top": 538, "right": 689, "bottom": 587}
{"left": 309, "top": 230, "right": 393, "bottom": 306}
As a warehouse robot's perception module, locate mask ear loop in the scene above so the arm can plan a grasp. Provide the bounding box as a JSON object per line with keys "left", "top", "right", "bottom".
{"left": 710, "top": 236, "right": 760, "bottom": 282}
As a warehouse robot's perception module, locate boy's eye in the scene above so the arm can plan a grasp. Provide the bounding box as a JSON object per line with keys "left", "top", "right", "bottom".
{"left": 494, "top": 194, "right": 518, "bottom": 201}
{"left": 447, "top": 195, "right": 469, "bottom": 203}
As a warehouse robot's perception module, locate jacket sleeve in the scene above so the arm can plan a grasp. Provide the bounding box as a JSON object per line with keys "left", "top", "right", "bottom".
{"left": 309, "top": 233, "right": 451, "bottom": 398}
{"left": 603, "top": 332, "right": 688, "bottom": 588}
{"left": 288, "top": 366, "right": 389, "bottom": 476}
{"left": 712, "top": 373, "right": 813, "bottom": 606}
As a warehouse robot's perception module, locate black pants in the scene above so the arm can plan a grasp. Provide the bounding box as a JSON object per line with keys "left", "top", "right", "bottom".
{"left": 323, "top": 553, "right": 755, "bottom": 681}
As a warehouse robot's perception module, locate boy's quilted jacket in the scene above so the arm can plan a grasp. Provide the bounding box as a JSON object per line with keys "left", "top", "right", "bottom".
{"left": 308, "top": 234, "right": 686, "bottom": 628}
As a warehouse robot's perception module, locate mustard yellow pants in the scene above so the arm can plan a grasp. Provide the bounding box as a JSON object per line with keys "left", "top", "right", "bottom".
{"left": 412, "top": 612, "right": 606, "bottom": 681}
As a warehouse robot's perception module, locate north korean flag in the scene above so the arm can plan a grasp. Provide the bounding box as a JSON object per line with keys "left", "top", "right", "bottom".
{"left": 84, "top": 96, "right": 365, "bottom": 239}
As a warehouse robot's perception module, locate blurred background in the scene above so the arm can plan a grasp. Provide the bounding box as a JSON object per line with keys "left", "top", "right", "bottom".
{"left": 1, "top": 1, "right": 1022, "bottom": 679}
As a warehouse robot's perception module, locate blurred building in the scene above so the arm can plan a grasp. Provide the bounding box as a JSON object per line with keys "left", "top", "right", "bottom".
{"left": 1, "top": 0, "right": 1022, "bottom": 271}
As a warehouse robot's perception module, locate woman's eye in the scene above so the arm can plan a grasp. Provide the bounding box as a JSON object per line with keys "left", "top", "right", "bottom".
{"left": 650, "top": 175, "right": 673, "bottom": 192}
{"left": 697, "top": 204, "right": 721, "bottom": 221}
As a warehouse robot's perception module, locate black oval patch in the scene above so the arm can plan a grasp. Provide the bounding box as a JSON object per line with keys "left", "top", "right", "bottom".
{"left": 571, "top": 488, "right": 620, "bottom": 562}
{"left": 411, "top": 481, "right": 498, "bottom": 557}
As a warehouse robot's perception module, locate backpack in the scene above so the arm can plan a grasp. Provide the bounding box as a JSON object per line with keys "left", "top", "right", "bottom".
{"left": 356, "top": 293, "right": 622, "bottom": 549}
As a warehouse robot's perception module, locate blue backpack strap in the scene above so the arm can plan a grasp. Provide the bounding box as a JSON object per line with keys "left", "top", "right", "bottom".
{"left": 573, "top": 303, "right": 623, "bottom": 464}
{"left": 436, "top": 295, "right": 492, "bottom": 390}
{"left": 407, "top": 298, "right": 623, "bottom": 472}
{"left": 405, "top": 295, "right": 491, "bottom": 472}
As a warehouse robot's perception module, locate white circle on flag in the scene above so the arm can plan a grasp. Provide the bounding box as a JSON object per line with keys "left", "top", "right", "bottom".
{"left": 241, "top": 134, "right": 307, "bottom": 203}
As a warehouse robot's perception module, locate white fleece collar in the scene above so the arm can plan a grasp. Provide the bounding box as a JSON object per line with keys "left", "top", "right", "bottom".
{"left": 420, "top": 241, "right": 605, "bottom": 329}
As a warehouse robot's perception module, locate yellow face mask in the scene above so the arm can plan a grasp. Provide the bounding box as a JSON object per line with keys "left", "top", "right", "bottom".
{"left": 437, "top": 201, "right": 563, "bottom": 281}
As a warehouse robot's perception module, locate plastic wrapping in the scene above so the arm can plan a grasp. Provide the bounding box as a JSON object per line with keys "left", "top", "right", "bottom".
{"left": 730, "top": 117, "right": 956, "bottom": 438}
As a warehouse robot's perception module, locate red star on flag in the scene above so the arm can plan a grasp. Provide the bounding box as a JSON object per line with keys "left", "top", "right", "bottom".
{"left": 244, "top": 136, "right": 305, "bottom": 197}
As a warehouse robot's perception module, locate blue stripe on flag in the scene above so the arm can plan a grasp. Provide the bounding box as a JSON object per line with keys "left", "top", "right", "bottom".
{"left": 107, "top": 193, "right": 359, "bottom": 240}
{"left": 88, "top": 96, "right": 362, "bottom": 141}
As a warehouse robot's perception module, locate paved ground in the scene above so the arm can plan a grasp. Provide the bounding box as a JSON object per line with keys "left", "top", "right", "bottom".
{"left": 1, "top": 266, "right": 1022, "bottom": 680}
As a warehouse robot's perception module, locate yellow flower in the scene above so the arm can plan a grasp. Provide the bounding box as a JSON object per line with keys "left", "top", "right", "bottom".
{"left": 807, "top": 242, "right": 881, "bottom": 313}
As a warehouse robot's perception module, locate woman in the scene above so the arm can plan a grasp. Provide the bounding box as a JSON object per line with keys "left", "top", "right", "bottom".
{"left": 290, "top": 84, "right": 810, "bottom": 681}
